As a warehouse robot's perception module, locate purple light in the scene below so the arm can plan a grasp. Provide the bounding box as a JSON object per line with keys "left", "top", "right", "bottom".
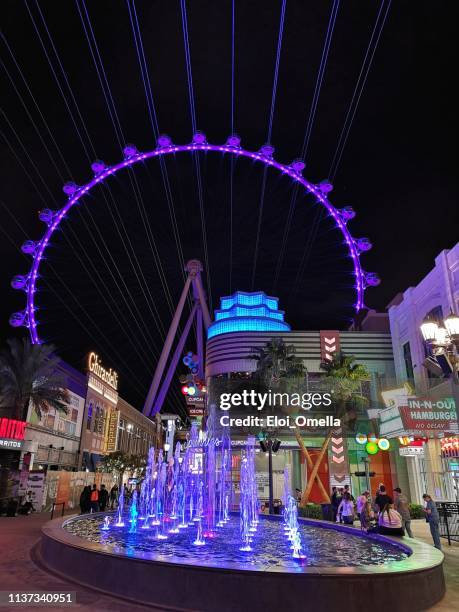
{"left": 16, "top": 137, "right": 372, "bottom": 341}
{"left": 91, "top": 160, "right": 106, "bottom": 174}
{"left": 63, "top": 182, "right": 79, "bottom": 196}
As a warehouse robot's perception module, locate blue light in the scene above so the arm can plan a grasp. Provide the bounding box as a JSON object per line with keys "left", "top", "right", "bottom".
{"left": 208, "top": 291, "right": 290, "bottom": 338}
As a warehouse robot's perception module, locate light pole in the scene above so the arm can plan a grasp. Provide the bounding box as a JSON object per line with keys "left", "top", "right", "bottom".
{"left": 420, "top": 311, "right": 459, "bottom": 381}
{"left": 259, "top": 435, "right": 281, "bottom": 514}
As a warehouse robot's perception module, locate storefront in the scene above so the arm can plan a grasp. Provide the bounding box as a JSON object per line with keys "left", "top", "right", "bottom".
{"left": 378, "top": 384, "right": 459, "bottom": 503}
{"left": 205, "top": 291, "right": 400, "bottom": 502}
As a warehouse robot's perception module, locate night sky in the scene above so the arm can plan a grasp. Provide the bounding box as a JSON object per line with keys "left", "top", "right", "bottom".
{"left": 1, "top": 1, "right": 457, "bottom": 414}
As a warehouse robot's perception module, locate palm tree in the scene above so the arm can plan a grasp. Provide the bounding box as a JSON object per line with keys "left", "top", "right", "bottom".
{"left": 0, "top": 338, "right": 69, "bottom": 421}
{"left": 249, "top": 338, "right": 304, "bottom": 388}
{"left": 299, "top": 352, "right": 370, "bottom": 505}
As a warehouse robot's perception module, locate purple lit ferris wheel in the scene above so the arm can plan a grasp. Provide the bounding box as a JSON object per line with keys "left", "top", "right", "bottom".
{"left": 10, "top": 132, "right": 379, "bottom": 344}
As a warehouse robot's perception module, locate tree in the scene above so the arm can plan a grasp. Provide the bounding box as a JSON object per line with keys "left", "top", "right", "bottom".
{"left": 298, "top": 352, "right": 370, "bottom": 506}
{"left": 250, "top": 339, "right": 331, "bottom": 503}
{"left": 98, "top": 451, "right": 146, "bottom": 485}
{"left": 0, "top": 338, "right": 69, "bottom": 421}
{"left": 250, "top": 338, "right": 305, "bottom": 388}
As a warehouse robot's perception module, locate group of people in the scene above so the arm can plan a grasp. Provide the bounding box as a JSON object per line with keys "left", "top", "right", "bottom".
{"left": 79, "top": 483, "right": 119, "bottom": 514}
{"left": 331, "top": 484, "right": 442, "bottom": 549}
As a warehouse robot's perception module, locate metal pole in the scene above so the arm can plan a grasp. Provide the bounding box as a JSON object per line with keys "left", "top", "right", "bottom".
{"left": 364, "top": 456, "right": 371, "bottom": 495}
{"left": 143, "top": 275, "right": 192, "bottom": 416}
{"left": 153, "top": 303, "right": 198, "bottom": 414}
{"left": 197, "top": 306, "right": 204, "bottom": 380}
{"left": 268, "top": 441, "right": 274, "bottom": 514}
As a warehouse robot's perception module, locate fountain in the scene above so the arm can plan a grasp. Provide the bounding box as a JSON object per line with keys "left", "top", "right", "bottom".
{"left": 41, "top": 420, "right": 445, "bottom": 612}
{"left": 114, "top": 484, "right": 125, "bottom": 527}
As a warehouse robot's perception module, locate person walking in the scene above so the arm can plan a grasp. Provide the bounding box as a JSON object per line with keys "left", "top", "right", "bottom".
{"left": 377, "top": 503, "right": 404, "bottom": 536}
{"left": 356, "top": 490, "right": 369, "bottom": 524}
{"left": 374, "top": 485, "right": 393, "bottom": 514}
{"left": 109, "top": 484, "right": 119, "bottom": 509}
{"left": 331, "top": 487, "right": 341, "bottom": 523}
{"left": 337, "top": 492, "right": 355, "bottom": 525}
{"left": 422, "top": 494, "right": 442, "bottom": 550}
{"left": 89, "top": 484, "right": 100, "bottom": 513}
{"left": 343, "top": 484, "right": 355, "bottom": 502}
{"left": 79, "top": 485, "right": 91, "bottom": 514}
{"left": 99, "top": 484, "right": 109, "bottom": 511}
{"left": 393, "top": 487, "right": 413, "bottom": 537}
{"left": 360, "top": 499, "right": 375, "bottom": 532}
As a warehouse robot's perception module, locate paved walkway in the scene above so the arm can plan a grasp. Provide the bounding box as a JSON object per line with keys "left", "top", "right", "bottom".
{"left": 0, "top": 513, "right": 457, "bottom": 611}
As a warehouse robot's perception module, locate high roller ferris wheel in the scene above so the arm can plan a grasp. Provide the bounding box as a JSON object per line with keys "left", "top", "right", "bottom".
{"left": 9, "top": 131, "right": 380, "bottom": 415}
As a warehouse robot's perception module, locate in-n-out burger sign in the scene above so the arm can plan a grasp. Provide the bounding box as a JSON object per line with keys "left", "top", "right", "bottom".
{"left": 88, "top": 352, "right": 118, "bottom": 390}
{"left": 400, "top": 397, "right": 458, "bottom": 432}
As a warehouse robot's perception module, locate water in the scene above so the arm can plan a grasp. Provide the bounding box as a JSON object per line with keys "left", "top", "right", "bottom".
{"left": 64, "top": 514, "right": 409, "bottom": 570}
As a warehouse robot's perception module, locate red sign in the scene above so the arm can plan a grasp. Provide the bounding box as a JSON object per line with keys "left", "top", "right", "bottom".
{"left": 0, "top": 418, "right": 27, "bottom": 440}
{"left": 400, "top": 399, "right": 458, "bottom": 433}
{"left": 320, "top": 330, "right": 340, "bottom": 363}
{"left": 187, "top": 406, "right": 205, "bottom": 417}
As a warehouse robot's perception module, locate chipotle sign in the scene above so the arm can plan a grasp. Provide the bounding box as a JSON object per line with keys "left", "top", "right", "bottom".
{"left": 400, "top": 397, "right": 458, "bottom": 432}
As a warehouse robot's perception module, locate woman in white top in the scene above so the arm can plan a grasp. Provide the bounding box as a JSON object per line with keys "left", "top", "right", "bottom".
{"left": 378, "top": 503, "right": 404, "bottom": 536}
{"left": 337, "top": 493, "right": 355, "bottom": 525}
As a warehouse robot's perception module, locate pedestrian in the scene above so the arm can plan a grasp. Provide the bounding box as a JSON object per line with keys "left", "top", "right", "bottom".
{"left": 356, "top": 490, "right": 369, "bottom": 523}
{"left": 422, "top": 494, "right": 442, "bottom": 550}
{"left": 295, "top": 488, "right": 302, "bottom": 503}
{"left": 331, "top": 486, "right": 341, "bottom": 522}
{"left": 110, "top": 484, "right": 119, "bottom": 509}
{"left": 99, "top": 484, "right": 109, "bottom": 511}
{"left": 79, "top": 485, "right": 91, "bottom": 514}
{"left": 90, "top": 484, "right": 100, "bottom": 513}
{"left": 343, "top": 484, "right": 355, "bottom": 502}
{"left": 337, "top": 492, "right": 355, "bottom": 525}
{"left": 374, "top": 484, "right": 393, "bottom": 514}
{"left": 360, "top": 499, "right": 375, "bottom": 532}
{"left": 377, "top": 503, "right": 404, "bottom": 536}
{"left": 393, "top": 487, "right": 413, "bottom": 537}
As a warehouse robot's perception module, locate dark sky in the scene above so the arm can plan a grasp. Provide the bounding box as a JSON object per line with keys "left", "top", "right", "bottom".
{"left": 1, "top": 1, "right": 457, "bottom": 413}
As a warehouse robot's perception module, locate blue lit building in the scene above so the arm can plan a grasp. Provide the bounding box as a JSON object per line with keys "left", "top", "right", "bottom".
{"left": 207, "top": 291, "right": 291, "bottom": 339}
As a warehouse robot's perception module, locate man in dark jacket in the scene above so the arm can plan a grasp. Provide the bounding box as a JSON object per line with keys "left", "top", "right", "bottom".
{"left": 99, "top": 484, "right": 109, "bottom": 511}
{"left": 79, "top": 485, "right": 91, "bottom": 514}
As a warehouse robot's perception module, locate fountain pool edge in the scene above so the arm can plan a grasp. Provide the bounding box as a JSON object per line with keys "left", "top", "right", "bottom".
{"left": 40, "top": 515, "right": 445, "bottom": 612}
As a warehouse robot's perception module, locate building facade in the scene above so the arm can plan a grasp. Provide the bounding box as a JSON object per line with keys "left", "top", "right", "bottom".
{"left": 206, "top": 323, "right": 405, "bottom": 503}
{"left": 24, "top": 361, "right": 87, "bottom": 471}
{"left": 79, "top": 352, "right": 158, "bottom": 471}
{"left": 387, "top": 243, "right": 459, "bottom": 503}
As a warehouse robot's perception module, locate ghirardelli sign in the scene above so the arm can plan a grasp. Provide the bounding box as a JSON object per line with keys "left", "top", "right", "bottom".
{"left": 88, "top": 352, "right": 119, "bottom": 390}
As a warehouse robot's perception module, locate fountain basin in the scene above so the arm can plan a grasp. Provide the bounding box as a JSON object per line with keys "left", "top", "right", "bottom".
{"left": 40, "top": 514, "right": 445, "bottom": 612}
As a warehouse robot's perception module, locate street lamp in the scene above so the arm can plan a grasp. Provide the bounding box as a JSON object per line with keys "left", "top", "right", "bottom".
{"left": 258, "top": 434, "right": 282, "bottom": 514}
{"left": 420, "top": 311, "right": 459, "bottom": 379}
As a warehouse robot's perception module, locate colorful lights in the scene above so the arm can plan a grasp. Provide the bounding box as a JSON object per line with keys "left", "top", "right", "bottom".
{"left": 377, "top": 438, "right": 390, "bottom": 451}
{"left": 208, "top": 291, "right": 290, "bottom": 338}
{"left": 365, "top": 441, "right": 379, "bottom": 455}
{"left": 356, "top": 432, "right": 390, "bottom": 454}
{"left": 10, "top": 137, "right": 374, "bottom": 344}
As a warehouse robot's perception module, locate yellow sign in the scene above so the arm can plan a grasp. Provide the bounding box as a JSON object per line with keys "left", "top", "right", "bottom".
{"left": 106, "top": 410, "right": 119, "bottom": 452}
{"left": 88, "top": 352, "right": 118, "bottom": 390}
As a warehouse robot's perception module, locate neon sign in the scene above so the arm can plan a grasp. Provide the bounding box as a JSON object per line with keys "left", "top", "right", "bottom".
{"left": 88, "top": 352, "right": 118, "bottom": 390}
{"left": 0, "top": 418, "right": 26, "bottom": 440}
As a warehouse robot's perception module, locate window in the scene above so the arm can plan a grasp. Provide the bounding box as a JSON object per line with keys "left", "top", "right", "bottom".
{"left": 422, "top": 305, "right": 444, "bottom": 378}
{"left": 86, "top": 403, "right": 93, "bottom": 431}
{"left": 402, "top": 342, "right": 414, "bottom": 380}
